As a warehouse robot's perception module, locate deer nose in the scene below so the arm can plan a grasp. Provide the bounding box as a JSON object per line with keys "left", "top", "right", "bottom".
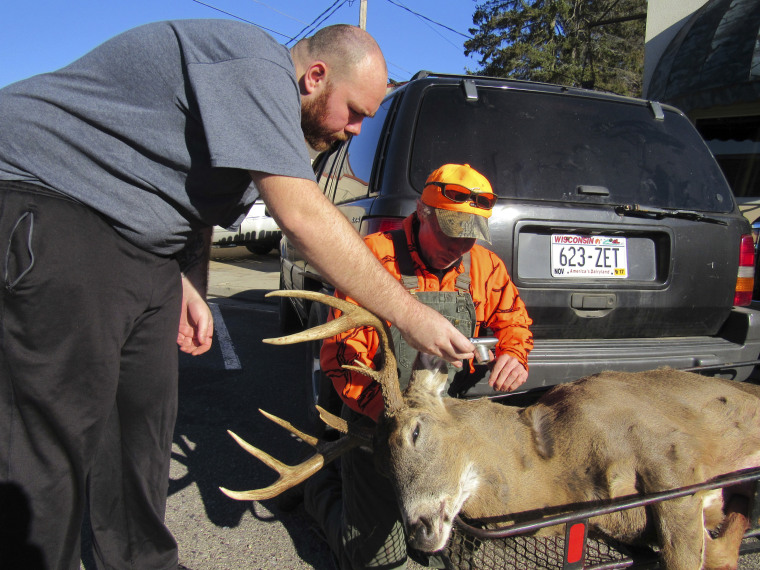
{"left": 409, "top": 515, "right": 437, "bottom": 547}
{"left": 418, "top": 515, "right": 435, "bottom": 536}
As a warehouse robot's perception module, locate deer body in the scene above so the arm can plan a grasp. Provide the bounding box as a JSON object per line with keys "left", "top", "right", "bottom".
{"left": 380, "top": 364, "right": 760, "bottom": 569}
{"left": 222, "top": 291, "right": 760, "bottom": 570}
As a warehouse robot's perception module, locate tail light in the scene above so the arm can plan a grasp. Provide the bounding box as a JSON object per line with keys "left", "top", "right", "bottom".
{"left": 734, "top": 233, "right": 755, "bottom": 306}
{"left": 359, "top": 216, "right": 404, "bottom": 236}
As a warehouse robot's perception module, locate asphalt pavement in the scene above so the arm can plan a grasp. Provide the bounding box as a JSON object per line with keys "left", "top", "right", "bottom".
{"left": 207, "top": 245, "right": 281, "bottom": 303}
{"left": 170, "top": 246, "right": 335, "bottom": 570}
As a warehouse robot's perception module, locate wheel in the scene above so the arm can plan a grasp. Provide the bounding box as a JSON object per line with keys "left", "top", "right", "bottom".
{"left": 278, "top": 272, "right": 301, "bottom": 335}
{"left": 245, "top": 242, "right": 273, "bottom": 255}
{"left": 304, "top": 301, "right": 343, "bottom": 435}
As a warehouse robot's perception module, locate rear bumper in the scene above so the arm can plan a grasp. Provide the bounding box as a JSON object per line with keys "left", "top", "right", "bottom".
{"left": 462, "top": 304, "right": 760, "bottom": 398}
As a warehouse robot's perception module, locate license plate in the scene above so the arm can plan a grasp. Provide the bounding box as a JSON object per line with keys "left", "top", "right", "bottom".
{"left": 551, "top": 234, "right": 628, "bottom": 278}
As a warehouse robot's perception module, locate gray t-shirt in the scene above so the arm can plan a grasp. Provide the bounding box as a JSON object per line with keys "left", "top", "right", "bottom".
{"left": 0, "top": 19, "right": 315, "bottom": 255}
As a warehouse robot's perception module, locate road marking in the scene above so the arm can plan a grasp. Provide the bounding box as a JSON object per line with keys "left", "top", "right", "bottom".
{"left": 209, "top": 303, "right": 242, "bottom": 370}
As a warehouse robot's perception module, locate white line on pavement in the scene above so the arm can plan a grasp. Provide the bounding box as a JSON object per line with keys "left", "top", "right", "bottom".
{"left": 209, "top": 303, "right": 242, "bottom": 370}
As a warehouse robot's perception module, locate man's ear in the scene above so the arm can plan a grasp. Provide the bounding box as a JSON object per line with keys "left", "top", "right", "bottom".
{"left": 302, "top": 61, "right": 328, "bottom": 94}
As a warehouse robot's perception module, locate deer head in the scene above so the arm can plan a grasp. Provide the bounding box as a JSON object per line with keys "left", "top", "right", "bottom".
{"left": 220, "top": 290, "right": 486, "bottom": 553}
{"left": 373, "top": 352, "right": 487, "bottom": 552}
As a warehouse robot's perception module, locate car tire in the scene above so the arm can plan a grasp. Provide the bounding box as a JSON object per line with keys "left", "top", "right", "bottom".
{"left": 304, "top": 300, "right": 343, "bottom": 437}
{"left": 246, "top": 243, "right": 273, "bottom": 255}
{"left": 278, "top": 273, "right": 301, "bottom": 335}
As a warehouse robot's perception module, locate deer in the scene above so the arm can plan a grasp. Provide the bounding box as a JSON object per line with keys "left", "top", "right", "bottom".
{"left": 220, "top": 290, "right": 760, "bottom": 570}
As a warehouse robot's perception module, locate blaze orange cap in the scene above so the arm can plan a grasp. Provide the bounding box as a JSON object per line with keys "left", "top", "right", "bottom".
{"left": 421, "top": 164, "right": 494, "bottom": 243}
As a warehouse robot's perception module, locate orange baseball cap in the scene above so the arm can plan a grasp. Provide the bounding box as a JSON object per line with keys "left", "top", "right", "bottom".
{"left": 421, "top": 164, "right": 495, "bottom": 243}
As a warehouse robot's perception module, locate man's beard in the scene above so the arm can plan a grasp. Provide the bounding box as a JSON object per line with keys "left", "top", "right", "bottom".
{"left": 301, "top": 82, "right": 348, "bottom": 151}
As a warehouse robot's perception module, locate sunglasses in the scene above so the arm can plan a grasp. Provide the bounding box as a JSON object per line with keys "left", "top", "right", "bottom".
{"left": 427, "top": 182, "right": 497, "bottom": 210}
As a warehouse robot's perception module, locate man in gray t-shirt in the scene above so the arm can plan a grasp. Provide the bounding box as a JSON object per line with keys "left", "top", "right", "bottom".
{"left": 0, "top": 19, "right": 476, "bottom": 570}
{"left": 0, "top": 19, "right": 314, "bottom": 255}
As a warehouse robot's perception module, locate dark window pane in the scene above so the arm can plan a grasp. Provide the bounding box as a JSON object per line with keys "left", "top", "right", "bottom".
{"left": 411, "top": 86, "right": 733, "bottom": 213}
{"left": 333, "top": 97, "right": 392, "bottom": 205}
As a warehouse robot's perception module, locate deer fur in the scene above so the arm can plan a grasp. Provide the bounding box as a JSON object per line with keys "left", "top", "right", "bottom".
{"left": 374, "top": 355, "right": 760, "bottom": 570}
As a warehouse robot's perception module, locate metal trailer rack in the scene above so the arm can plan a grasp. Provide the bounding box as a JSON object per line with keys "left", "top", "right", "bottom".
{"left": 443, "top": 467, "right": 760, "bottom": 569}
{"left": 441, "top": 360, "right": 760, "bottom": 570}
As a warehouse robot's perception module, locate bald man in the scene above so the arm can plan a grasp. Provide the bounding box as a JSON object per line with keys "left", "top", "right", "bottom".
{"left": 0, "top": 20, "right": 474, "bottom": 569}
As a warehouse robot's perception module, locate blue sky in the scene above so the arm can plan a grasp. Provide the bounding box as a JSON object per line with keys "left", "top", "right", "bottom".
{"left": 0, "top": 0, "right": 482, "bottom": 88}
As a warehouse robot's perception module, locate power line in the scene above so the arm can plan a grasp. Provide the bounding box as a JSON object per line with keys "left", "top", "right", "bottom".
{"left": 286, "top": 0, "right": 351, "bottom": 46}
{"left": 189, "top": 0, "right": 292, "bottom": 40}
{"left": 417, "top": 17, "right": 463, "bottom": 51}
{"left": 188, "top": 0, "right": 470, "bottom": 81}
{"left": 383, "top": 0, "right": 472, "bottom": 39}
{"left": 246, "top": 0, "right": 310, "bottom": 25}
{"left": 388, "top": 60, "right": 412, "bottom": 76}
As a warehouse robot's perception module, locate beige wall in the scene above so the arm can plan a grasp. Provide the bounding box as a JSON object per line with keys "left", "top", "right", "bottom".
{"left": 644, "top": 0, "right": 709, "bottom": 95}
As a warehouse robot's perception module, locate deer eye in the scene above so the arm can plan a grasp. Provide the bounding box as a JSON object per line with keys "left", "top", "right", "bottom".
{"left": 411, "top": 423, "right": 420, "bottom": 444}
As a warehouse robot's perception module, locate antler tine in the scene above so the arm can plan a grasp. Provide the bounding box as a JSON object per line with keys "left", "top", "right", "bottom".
{"left": 259, "top": 408, "right": 319, "bottom": 447}
{"left": 316, "top": 405, "right": 375, "bottom": 443}
{"left": 316, "top": 405, "right": 349, "bottom": 434}
{"left": 221, "top": 290, "right": 408, "bottom": 502}
{"left": 344, "top": 360, "right": 404, "bottom": 415}
{"left": 263, "top": 290, "right": 387, "bottom": 346}
{"left": 265, "top": 289, "right": 405, "bottom": 416}
{"left": 219, "top": 409, "right": 363, "bottom": 501}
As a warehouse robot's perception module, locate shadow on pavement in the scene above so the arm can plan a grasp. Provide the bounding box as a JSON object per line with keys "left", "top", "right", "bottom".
{"left": 210, "top": 246, "right": 279, "bottom": 269}
{"left": 170, "top": 302, "right": 333, "bottom": 568}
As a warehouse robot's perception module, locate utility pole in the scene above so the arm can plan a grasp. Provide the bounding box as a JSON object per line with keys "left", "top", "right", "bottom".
{"left": 360, "top": 0, "right": 367, "bottom": 30}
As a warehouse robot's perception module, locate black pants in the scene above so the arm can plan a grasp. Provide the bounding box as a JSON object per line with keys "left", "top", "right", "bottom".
{"left": 305, "top": 407, "right": 409, "bottom": 570}
{"left": 0, "top": 182, "right": 182, "bottom": 570}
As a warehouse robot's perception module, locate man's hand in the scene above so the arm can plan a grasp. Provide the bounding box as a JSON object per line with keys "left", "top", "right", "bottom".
{"left": 394, "top": 302, "right": 475, "bottom": 366}
{"left": 177, "top": 276, "right": 214, "bottom": 355}
{"left": 488, "top": 354, "right": 528, "bottom": 392}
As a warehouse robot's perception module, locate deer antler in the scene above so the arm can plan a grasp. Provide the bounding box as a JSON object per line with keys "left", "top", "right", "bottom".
{"left": 220, "top": 290, "right": 404, "bottom": 502}
{"left": 264, "top": 290, "right": 405, "bottom": 415}
{"left": 219, "top": 408, "right": 372, "bottom": 501}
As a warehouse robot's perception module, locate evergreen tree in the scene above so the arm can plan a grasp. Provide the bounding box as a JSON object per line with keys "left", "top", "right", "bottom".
{"left": 465, "top": 0, "right": 646, "bottom": 96}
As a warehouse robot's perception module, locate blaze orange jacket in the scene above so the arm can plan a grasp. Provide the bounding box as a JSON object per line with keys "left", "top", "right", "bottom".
{"left": 320, "top": 214, "right": 533, "bottom": 422}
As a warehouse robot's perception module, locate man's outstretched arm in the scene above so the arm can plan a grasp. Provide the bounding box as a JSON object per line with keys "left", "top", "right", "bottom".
{"left": 253, "top": 172, "right": 475, "bottom": 364}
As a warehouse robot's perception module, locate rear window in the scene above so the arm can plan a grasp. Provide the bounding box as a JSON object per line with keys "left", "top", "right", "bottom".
{"left": 410, "top": 85, "right": 734, "bottom": 213}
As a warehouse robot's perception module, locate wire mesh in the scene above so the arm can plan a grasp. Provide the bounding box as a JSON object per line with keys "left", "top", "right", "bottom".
{"left": 443, "top": 524, "right": 760, "bottom": 569}
{"left": 442, "top": 526, "right": 640, "bottom": 570}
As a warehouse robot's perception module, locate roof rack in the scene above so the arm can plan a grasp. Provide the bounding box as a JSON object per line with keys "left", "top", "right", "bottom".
{"left": 410, "top": 70, "right": 473, "bottom": 81}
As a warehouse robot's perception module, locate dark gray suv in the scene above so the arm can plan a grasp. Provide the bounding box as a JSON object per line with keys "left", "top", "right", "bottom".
{"left": 279, "top": 72, "right": 760, "bottom": 406}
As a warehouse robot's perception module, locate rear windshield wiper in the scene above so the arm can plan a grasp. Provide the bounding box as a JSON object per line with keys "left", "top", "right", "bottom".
{"left": 615, "top": 204, "right": 728, "bottom": 225}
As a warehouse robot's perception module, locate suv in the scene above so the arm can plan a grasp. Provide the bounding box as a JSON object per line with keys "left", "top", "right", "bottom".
{"left": 279, "top": 71, "right": 760, "bottom": 407}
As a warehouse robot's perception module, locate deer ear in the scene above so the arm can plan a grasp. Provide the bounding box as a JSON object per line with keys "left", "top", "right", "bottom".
{"left": 409, "top": 353, "right": 449, "bottom": 397}
{"left": 520, "top": 404, "right": 555, "bottom": 459}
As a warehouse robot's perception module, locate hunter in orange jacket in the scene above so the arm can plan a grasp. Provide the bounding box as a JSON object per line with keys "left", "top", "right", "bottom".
{"left": 320, "top": 164, "right": 533, "bottom": 422}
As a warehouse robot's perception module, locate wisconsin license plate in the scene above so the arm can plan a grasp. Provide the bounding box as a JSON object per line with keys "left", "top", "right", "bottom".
{"left": 551, "top": 234, "right": 628, "bottom": 278}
